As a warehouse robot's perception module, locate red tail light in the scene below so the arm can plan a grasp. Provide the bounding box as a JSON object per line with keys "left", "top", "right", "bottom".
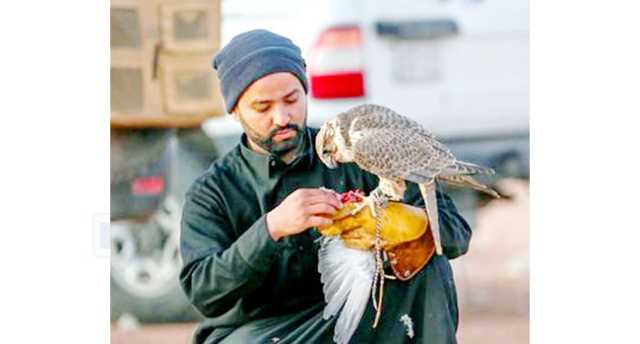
{"left": 308, "top": 25, "right": 365, "bottom": 99}
{"left": 131, "top": 176, "right": 165, "bottom": 196}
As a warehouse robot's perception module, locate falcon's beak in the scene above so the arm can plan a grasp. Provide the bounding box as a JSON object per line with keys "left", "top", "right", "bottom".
{"left": 316, "top": 125, "right": 338, "bottom": 169}
{"left": 325, "top": 155, "right": 338, "bottom": 169}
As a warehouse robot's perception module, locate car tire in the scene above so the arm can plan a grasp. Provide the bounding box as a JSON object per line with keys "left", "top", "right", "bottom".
{"left": 110, "top": 197, "right": 202, "bottom": 323}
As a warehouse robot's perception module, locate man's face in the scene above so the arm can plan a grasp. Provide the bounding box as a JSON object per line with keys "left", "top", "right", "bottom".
{"left": 232, "top": 72, "right": 307, "bottom": 157}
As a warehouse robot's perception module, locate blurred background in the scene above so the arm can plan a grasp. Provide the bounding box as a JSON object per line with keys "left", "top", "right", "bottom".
{"left": 110, "top": 0, "right": 528, "bottom": 342}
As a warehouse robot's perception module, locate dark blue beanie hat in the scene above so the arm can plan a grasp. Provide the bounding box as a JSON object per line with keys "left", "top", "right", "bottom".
{"left": 213, "top": 29, "right": 309, "bottom": 113}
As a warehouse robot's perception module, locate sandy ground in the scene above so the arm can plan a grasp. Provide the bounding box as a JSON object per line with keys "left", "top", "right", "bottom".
{"left": 453, "top": 179, "right": 530, "bottom": 316}
{"left": 111, "top": 314, "right": 528, "bottom": 344}
{"left": 112, "top": 179, "right": 529, "bottom": 343}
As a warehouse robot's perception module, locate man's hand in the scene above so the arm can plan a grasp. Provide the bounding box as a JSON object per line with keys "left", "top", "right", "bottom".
{"left": 266, "top": 188, "right": 343, "bottom": 241}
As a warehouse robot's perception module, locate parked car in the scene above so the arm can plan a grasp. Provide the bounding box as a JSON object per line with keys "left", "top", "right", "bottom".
{"left": 110, "top": 128, "right": 217, "bottom": 323}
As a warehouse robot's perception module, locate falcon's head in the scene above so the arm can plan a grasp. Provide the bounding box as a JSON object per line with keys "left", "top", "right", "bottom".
{"left": 316, "top": 119, "right": 339, "bottom": 169}
{"left": 316, "top": 117, "right": 353, "bottom": 169}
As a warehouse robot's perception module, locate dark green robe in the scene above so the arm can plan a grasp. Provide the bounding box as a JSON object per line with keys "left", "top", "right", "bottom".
{"left": 179, "top": 127, "right": 472, "bottom": 344}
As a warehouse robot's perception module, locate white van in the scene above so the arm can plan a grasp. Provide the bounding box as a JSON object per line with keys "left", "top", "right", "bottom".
{"left": 205, "top": 0, "right": 529, "bottom": 177}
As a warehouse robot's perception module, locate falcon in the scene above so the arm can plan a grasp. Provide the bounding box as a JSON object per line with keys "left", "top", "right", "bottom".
{"left": 315, "top": 103, "right": 499, "bottom": 256}
{"left": 315, "top": 104, "right": 500, "bottom": 343}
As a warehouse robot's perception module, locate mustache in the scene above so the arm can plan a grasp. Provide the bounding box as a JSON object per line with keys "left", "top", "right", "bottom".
{"left": 267, "top": 124, "right": 301, "bottom": 138}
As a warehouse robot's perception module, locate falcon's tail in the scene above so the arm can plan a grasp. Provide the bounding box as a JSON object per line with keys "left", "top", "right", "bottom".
{"left": 450, "top": 161, "right": 496, "bottom": 176}
{"left": 439, "top": 175, "right": 501, "bottom": 198}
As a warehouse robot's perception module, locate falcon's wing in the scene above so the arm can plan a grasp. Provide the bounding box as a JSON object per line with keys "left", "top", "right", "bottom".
{"left": 347, "top": 104, "right": 435, "bottom": 138}
{"left": 351, "top": 127, "right": 456, "bottom": 184}
{"left": 318, "top": 237, "right": 375, "bottom": 344}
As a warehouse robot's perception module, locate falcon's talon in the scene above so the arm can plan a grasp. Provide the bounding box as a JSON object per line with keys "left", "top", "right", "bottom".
{"left": 352, "top": 188, "right": 390, "bottom": 219}
{"left": 349, "top": 191, "right": 388, "bottom": 218}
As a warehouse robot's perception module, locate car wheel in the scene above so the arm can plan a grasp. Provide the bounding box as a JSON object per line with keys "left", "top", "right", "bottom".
{"left": 110, "top": 197, "right": 202, "bottom": 323}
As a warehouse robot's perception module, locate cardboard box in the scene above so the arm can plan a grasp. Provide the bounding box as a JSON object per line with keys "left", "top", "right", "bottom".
{"left": 159, "top": 54, "right": 225, "bottom": 117}
{"left": 110, "top": 0, "right": 224, "bottom": 128}
{"left": 160, "top": 1, "right": 221, "bottom": 54}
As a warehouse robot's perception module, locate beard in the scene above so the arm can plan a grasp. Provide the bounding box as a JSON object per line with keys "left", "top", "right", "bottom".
{"left": 238, "top": 111, "right": 307, "bottom": 157}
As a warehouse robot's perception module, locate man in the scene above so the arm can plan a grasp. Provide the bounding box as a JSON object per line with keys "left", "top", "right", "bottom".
{"left": 180, "top": 29, "right": 472, "bottom": 344}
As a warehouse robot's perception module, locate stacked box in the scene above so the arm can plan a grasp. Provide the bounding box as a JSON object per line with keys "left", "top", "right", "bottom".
{"left": 111, "top": 0, "right": 223, "bottom": 128}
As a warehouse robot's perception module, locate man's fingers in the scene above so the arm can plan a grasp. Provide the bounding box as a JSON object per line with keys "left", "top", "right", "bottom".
{"left": 306, "top": 203, "right": 338, "bottom": 216}
{"left": 305, "top": 192, "right": 342, "bottom": 209}
{"left": 296, "top": 188, "right": 332, "bottom": 197}
{"left": 318, "top": 186, "right": 341, "bottom": 198}
{"left": 292, "top": 187, "right": 342, "bottom": 210}
{"left": 308, "top": 216, "right": 333, "bottom": 227}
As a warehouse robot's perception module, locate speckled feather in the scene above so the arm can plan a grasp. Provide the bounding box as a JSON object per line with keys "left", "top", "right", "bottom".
{"left": 342, "top": 105, "right": 457, "bottom": 184}
{"left": 336, "top": 104, "right": 434, "bottom": 147}
{"left": 353, "top": 127, "right": 454, "bottom": 183}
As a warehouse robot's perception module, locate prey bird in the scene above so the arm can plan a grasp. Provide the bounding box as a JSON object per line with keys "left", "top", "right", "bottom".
{"left": 316, "top": 104, "right": 499, "bottom": 255}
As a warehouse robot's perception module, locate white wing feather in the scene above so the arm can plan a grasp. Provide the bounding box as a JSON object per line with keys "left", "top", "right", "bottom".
{"left": 318, "top": 237, "right": 375, "bottom": 344}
